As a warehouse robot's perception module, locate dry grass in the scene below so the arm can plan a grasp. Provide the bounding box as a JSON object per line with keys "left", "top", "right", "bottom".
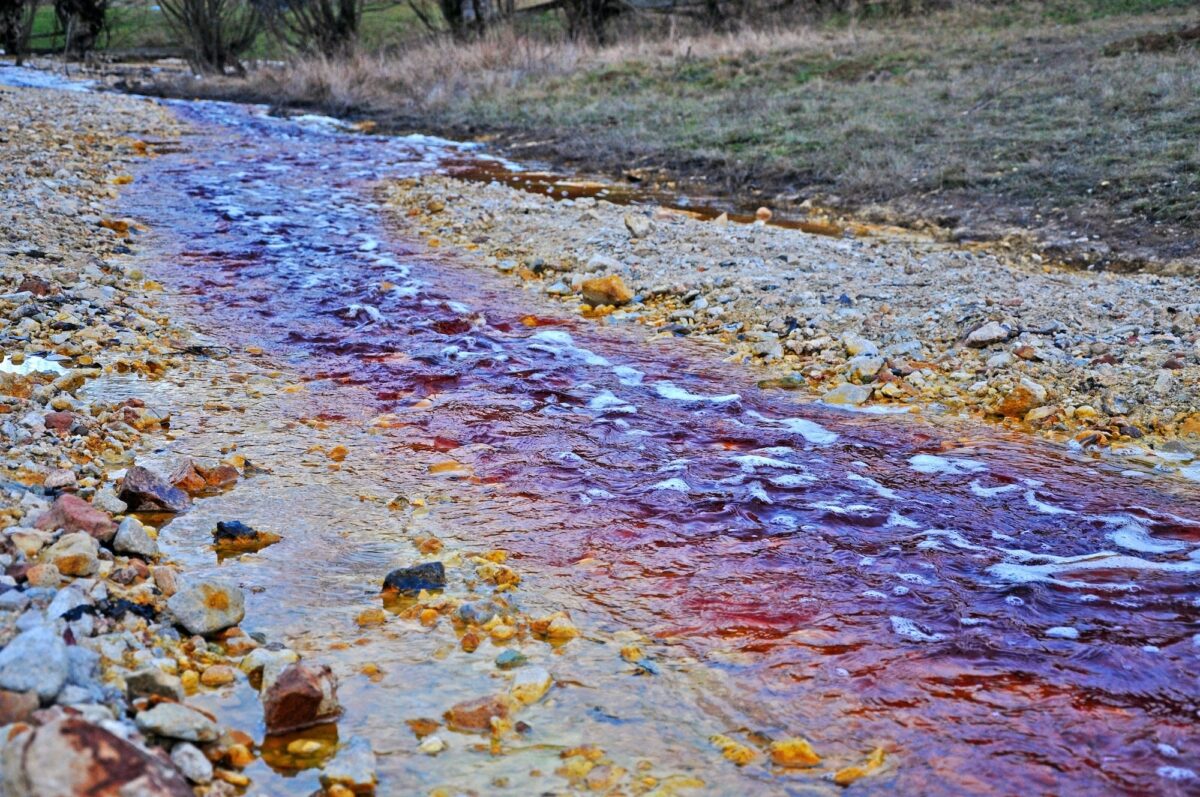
{"left": 162, "top": 0, "right": 1200, "bottom": 265}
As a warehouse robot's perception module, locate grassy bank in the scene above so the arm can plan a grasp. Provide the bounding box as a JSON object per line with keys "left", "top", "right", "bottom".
{"left": 140, "top": 0, "right": 1199, "bottom": 268}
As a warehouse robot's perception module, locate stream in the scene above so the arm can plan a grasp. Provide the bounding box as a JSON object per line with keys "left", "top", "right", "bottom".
{"left": 8, "top": 68, "right": 1200, "bottom": 795}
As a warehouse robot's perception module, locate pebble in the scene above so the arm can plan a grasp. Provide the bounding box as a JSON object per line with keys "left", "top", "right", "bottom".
{"left": 510, "top": 666, "right": 553, "bottom": 705}
{"left": 171, "top": 741, "right": 214, "bottom": 784}
{"left": 135, "top": 702, "right": 221, "bottom": 742}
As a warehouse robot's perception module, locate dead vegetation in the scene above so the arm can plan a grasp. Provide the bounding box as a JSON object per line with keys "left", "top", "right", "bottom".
{"left": 139, "top": 0, "right": 1200, "bottom": 268}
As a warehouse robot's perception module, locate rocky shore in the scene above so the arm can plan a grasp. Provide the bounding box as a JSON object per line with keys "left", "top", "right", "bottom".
{"left": 0, "top": 85, "right": 375, "bottom": 794}
{"left": 383, "top": 176, "right": 1200, "bottom": 474}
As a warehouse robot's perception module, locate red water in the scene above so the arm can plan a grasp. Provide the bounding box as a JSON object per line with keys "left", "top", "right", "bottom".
{"left": 123, "top": 101, "right": 1200, "bottom": 795}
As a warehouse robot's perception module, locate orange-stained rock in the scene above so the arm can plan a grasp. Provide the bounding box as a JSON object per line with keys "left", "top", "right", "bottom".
{"left": 443, "top": 695, "right": 509, "bottom": 734}
{"left": 0, "top": 716, "right": 192, "bottom": 796}
{"left": 580, "top": 275, "right": 633, "bottom": 307}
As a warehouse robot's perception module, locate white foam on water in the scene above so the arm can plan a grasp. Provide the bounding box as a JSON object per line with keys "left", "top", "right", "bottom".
{"left": 746, "top": 480, "right": 772, "bottom": 503}
{"left": 969, "top": 480, "right": 1022, "bottom": 497}
{"left": 653, "top": 381, "right": 740, "bottom": 404}
{"left": 847, "top": 473, "right": 899, "bottom": 500}
{"left": 987, "top": 550, "right": 1200, "bottom": 589}
{"left": 1099, "top": 515, "right": 1189, "bottom": 554}
{"left": 529, "top": 330, "right": 612, "bottom": 367}
{"left": 919, "top": 528, "right": 988, "bottom": 551}
{"left": 588, "top": 390, "right": 637, "bottom": 414}
{"left": 1158, "top": 767, "right": 1197, "bottom": 781}
{"left": 887, "top": 511, "right": 921, "bottom": 528}
{"left": 0, "top": 355, "right": 67, "bottom": 376}
{"left": 745, "top": 409, "right": 838, "bottom": 445}
{"left": 809, "top": 501, "right": 878, "bottom": 515}
{"left": 734, "top": 454, "right": 804, "bottom": 472}
{"left": 650, "top": 478, "right": 690, "bottom": 493}
{"left": 890, "top": 616, "right": 945, "bottom": 643}
{"left": 1024, "top": 490, "right": 1075, "bottom": 515}
{"left": 770, "top": 473, "right": 818, "bottom": 488}
{"left": 1045, "top": 626, "right": 1080, "bottom": 639}
{"left": 909, "top": 454, "right": 988, "bottom": 476}
{"left": 612, "top": 365, "right": 644, "bottom": 386}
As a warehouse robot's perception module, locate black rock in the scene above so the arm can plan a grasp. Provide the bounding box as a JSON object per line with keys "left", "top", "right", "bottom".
{"left": 213, "top": 521, "right": 256, "bottom": 542}
{"left": 382, "top": 562, "right": 446, "bottom": 593}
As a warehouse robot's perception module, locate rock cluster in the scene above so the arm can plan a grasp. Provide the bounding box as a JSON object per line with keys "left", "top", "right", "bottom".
{"left": 384, "top": 176, "right": 1200, "bottom": 467}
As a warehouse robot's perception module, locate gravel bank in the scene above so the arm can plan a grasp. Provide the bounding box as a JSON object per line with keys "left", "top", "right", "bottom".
{"left": 0, "top": 85, "right": 372, "bottom": 795}
{"left": 383, "top": 175, "right": 1200, "bottom": 471}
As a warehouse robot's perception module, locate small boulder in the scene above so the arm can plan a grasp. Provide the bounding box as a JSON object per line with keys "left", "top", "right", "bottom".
{"left": 167, "top": 581, "right": 245, "bottom": 636}
{"left": 120, "top": 465, "right": 192, "bottom": 513}
{"left": 43, "top": 411, "right": 75, "bottom": 433}
{"left": 113, "top": 516, "right": 159, "bottom": 559}
{"left": 966, "top": 321, "right": 1014, "bottom": 348}
{"left": 42, "top": 531, "right": 100, "bottom": 577}
{"left": 135, "top": 702, "right": 221, "bottom": 742}
{"left": 382, "top": 561, "right": 445, "bottom": 594}
{"left": 0, "top": 717, "right": 193, "bottom": 797}
{"left": 262, "top": 663, "right": 341, "bottom": 735}
{"left": 34, "top": 494, "right": 117, "bottom": 542}
{"left": 0, "top": 625, "right": 69, "bottom": 701}
{"left": 320, "top": 736, "right": 378, "bottom": 793}
{"left": 992, "top": 377, "right": 1048, "bottom": 418}
{"left": 580, "top": 275, "right": 633, "bottom": 307}
{"left": 822, "top": 383, "right": 871, "bottom": 406}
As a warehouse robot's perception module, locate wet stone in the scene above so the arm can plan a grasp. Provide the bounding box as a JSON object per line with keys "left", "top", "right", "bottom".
{"left": 120, "top": 465, "right": 192, "bottom": 513}
{"left": 262, "top": 663, "right": 341, "bottom": 735}
{"left": 320, "top": 736, "right": 378, "bottom": 793}
{"left": 171, "top": 741, "right": 214, "bottom": 784}
{"left": 382, "top": 561, "right": 445, "bottom": 593}
{"left": 495, "top": 649, "right": 528, "bottom": 670}
{"left": 212, "top": 520, "right": 280, "bottom": 553}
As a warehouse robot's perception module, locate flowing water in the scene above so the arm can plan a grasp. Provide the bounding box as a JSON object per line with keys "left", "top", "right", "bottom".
{"left": 26, "top": 79, "right": 1200, "bottom": 794}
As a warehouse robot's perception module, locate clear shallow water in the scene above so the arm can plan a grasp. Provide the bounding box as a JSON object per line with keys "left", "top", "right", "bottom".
{"left": 92, "top": 95, "right": 1200, "bottom": 794}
